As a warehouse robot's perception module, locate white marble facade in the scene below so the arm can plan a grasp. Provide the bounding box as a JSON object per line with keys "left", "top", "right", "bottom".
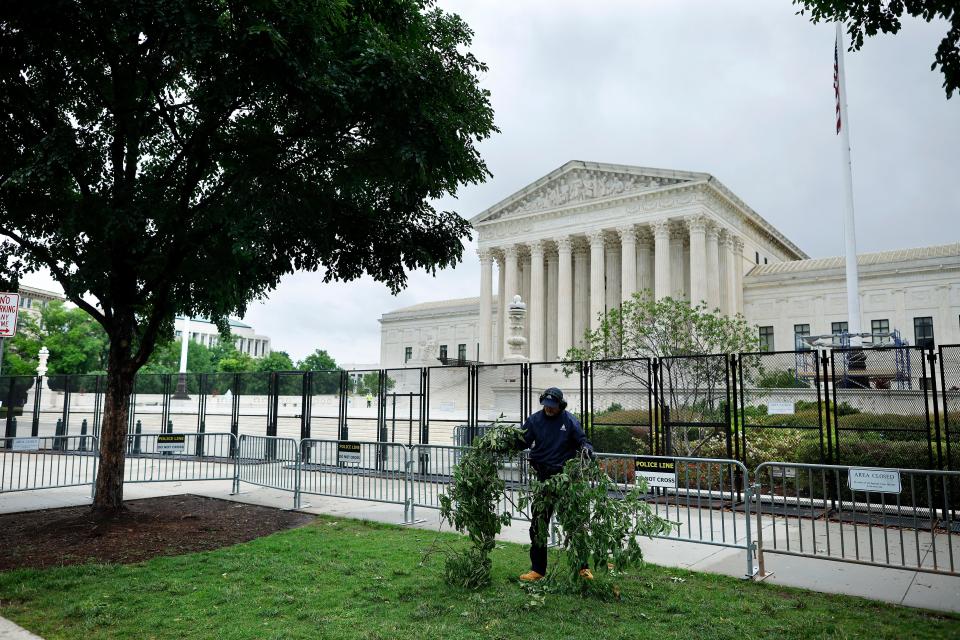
{"left": 378, "top": 161, "right": 960, "bottom": 368}
{"left": 471, "top": 161, "right": 804, "bottom": 362}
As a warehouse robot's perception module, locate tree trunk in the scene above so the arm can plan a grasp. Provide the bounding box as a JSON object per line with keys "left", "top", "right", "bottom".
{"left": 92, "top": 333, "right": 137, "bottom": 516}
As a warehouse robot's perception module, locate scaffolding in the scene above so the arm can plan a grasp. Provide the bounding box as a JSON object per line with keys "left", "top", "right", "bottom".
{"left": 792, "top": 331, "right": 912, "bottom": 389}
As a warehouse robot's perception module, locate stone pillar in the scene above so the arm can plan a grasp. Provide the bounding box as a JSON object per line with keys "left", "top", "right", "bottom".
{"left": 496, "top": 253, "right": 505, "bottom": 362}
{"left": 732, "top": 236, "right": 745, "bottom": 314}
{"left": 637, "top": 229, "right": 653, "bottom": 296}
{"left": 652, "top": 220, "right": 672, "bottom": 300}
{"left": 619, "top": 226, "right": 637, "bottom": 305}
{"left": 503, "top": 296, "right": 528, "bottom": 363}
{"left": 686, "top": 215, "right": 707, "bottom": 306}
{"left": 589, "top": 231, "right": 606, "bottom": 331}
{"left": 671, "top": 226, "right": 686, "bottom": 299}
{"left": 520, "top": 252, "right": 531, "bottom": 354}
{"left": 706, "top": 224, "right": 721, "bottom": 310}
{"left": 605, "top": 237, "right": 621, "bottom": 314}
{"left": 528, "top": 241, "right": 546, "bottom": 362}
{"left": 545, "top": 248, "right": 559, "bottom": 360}
{"left": 573, "top": 241, "right": 590, "bottom": 348}
{"left": 721, "top": 232, "right": 736, "bottom": 316}
{"left": 478, "top": 248, "right": 493, "bottom": 362}
{"left": 502, "top": 245, "right": 519, "bottom": 358}
{"left": 556, "top": 237, "right": 573, "bottom": 359}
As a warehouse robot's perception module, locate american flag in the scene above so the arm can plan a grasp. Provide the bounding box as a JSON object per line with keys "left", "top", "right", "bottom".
{"left": 834, "top": 34, "right": 842, "bottom": 134}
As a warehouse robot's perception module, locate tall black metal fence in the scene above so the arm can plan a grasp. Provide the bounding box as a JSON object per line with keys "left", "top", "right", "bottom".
{"left": 1, "top": 344, "right": 956, "bottom": 470}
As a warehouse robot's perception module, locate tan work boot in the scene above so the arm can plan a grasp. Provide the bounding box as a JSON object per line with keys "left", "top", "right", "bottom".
{"left": 518, "top": 570, "right": 544, "bottom": 582}
{"left": 579, "top": 568, "right": 594, "bottom": 580}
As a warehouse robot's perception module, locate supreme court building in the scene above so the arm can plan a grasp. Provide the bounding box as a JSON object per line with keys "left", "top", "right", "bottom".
{"left": 379, "top": 161, "right": 960, "bottom": 368}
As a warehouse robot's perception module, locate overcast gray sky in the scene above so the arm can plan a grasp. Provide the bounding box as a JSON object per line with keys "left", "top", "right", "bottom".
{"left": 21, "top": 0, "right": 959, "bottom": 364}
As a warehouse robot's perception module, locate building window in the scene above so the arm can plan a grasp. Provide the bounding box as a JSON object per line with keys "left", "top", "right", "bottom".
{"left": 913, "top": 317, "right": 934, "bottom": 348}
{"left": 831, "top": 321, "right": 848, "bottom": 335}
{"left": 794, "top": 324, "right": 810, "bottom": 350}
{"left": 763, "top": 257, "right": 768, "bottom": 265}
{"left": 457, "top": 344, "right": 467, "bottom": 361}
{"left": 755, "top": 251, "right": 760, "bottom": 264}
{"left": 871, "top": 319, "right": 889, "bottom": 336}
{"left": 404, "top": 347, "right": 412, "bottom": 363}
{"left": 758, "top": 326, "right": 774, "bottom": 352}
{"left": 439, "top": 344, "right": 447, "bottom": 360}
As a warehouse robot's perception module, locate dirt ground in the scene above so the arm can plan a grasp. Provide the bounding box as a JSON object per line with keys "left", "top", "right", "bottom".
{"left": 1, "top": 494, "right": 314, "bottom": 571}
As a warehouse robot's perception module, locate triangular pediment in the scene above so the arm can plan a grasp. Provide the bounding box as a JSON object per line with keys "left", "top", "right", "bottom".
{"left": 470, "top": 161, "right": 709, "bottom": 225}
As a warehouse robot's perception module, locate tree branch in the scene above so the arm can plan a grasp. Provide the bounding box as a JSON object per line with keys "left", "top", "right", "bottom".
{"left": 0, "top": 225, "right": 108, "bottom": 327}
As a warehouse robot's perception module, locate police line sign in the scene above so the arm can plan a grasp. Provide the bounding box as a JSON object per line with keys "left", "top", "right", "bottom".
{"left": 0, "top": 293, "right": 20, "bottom": 338}
{"left": 634, "top": 457, "right": 677, "bottom": 489}
{"left": 157, "top": 434, "right": 186, "bottom": 454}
{"left": 338, "top": 441, "right": 361, "bottom": 465}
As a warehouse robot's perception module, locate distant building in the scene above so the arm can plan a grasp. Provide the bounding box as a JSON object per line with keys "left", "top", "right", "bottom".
{"left": 174, "top": 316, "right": 272, "bottom": 358}
{"left": 15, "top": 284, "right": 66, "bottom": 317}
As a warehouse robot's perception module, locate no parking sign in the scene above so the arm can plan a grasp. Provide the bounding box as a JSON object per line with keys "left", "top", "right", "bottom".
{"left": 0, "top": 293, "right": 20, "bottom": 338}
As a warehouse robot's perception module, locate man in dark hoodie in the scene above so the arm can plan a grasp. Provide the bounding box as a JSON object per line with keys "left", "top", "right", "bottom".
{"left": 516, "top": 386, "right": 594, "bottom": 582}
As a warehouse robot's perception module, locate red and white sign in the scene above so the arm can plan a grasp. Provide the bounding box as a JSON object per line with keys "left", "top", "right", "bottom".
{"left": 0, "top": 293, "right": 20, "bottom": 338}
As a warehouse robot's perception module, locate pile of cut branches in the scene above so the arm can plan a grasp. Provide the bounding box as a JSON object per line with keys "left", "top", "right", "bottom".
{"left": 437, "top": 425, "right": 524, "bottom": 588}
{"left": 435, "top": 424, "right": 674, "bottom": 593}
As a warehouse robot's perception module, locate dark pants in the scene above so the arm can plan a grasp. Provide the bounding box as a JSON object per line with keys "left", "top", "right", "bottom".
{"left": 529, "top": 463, "right": 590, "bottom": 575}
{"left": 529, "top": 465, "right": 558, "bottom": 575}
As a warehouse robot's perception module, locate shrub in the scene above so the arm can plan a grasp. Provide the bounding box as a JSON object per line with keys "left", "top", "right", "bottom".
{"left": 756, "top": 370, "right": 809, "bottom": 389}
{"left": 835, "top": 438, "right": 933, "bottom": 470}
{"left": 834, "top": 413, "right": 930, "bottom": 440}
{"left": 591, "top": 425, "right": 649, "bottom": 455}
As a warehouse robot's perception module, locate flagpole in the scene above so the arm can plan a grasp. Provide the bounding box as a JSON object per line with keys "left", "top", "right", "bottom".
{"left": 836, "top": 23, "right": 862, "bottom": 343}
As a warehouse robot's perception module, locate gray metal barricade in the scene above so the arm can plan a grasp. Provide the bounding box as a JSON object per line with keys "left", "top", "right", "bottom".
{"left": 595, "top": 452, "right": 757, "bottom": 578}
{"left": 123, "top": 432, "right": 238, "bottom": 487}
{"left": 0, "top": 435, "right": 99, "bottom": 497}
{"left": 299, "top": 439, "right": 412, "bottom": 522}
{"left": 409, "top": 443, "right": 534, "bottom": 525}
{"left": 754, "top": 462, "right": 959, "bottom": 576}
{"left": 236, "top": 434, "right": 300, "bottom": 507}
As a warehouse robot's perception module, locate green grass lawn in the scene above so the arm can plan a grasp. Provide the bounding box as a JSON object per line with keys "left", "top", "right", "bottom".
{"left": 0, "top": 515, "right": 957, "bottom": 640}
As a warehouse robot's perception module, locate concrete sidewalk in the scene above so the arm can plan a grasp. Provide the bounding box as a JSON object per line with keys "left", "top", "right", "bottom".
{"left": 1, "top": 481, "right": 958, "bottom": 617}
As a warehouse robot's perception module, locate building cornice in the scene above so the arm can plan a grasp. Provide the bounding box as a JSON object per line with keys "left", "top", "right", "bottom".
{"left": 475, "top": 178, "right": 807, "bottom": 261}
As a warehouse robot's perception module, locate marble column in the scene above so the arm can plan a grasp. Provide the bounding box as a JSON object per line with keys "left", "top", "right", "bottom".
{"left": 732, "top": 237, "right": 745, "bottom": 314}
{"left": 573, "top": 241, "right": 590, "bottom": 348}
{"left": 589, "top": 231, "right": 606, "bottom": 331}
{"left": 529, "top": 241, "right": 546, "bottom": 362}
{"left": 521, "top": 252, "right": 531, "bottom": 354}
{"left": 619, "top": 226, "right": 637, "bottom": 305}
{"left": 652, "top": 220, "right": 672, "bottom": 300}
{"left": 502, "top": 245, "right": 519, "bottom": 358}
{"left": 545, "top": 248, "right": 559, "bottom": 361}
{"left": 605, "top": 237, "right": 621, "bottom": 314}
{"left": 637, "top": 229, "right": 653, "bottom": 297}
{"left": 686, "top": 215, "right": 707, "bottom": 306}
{"left": 721, "top": 232, "right": 736, "bottom": 316}
{"left": 478, "top": 248, "right": 493, "bottom": 362}
{"left": 706, "top": 224, "right": 721, "bottom": 310}
{"left": 495, "top": 253, "right": 505, "bottom": 361}
{"left": 556, "top": 237, "right": 573, "bottom": 359}
{"left": 671, "top": 226, "right": 686, "bottom": 299}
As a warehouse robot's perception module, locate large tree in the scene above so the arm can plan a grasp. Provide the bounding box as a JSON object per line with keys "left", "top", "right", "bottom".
{"left": 794, "top": 0, "right": 960, "bottom": 98}
{"left": 0, "top": 0, "right": 496, "bottom": 514}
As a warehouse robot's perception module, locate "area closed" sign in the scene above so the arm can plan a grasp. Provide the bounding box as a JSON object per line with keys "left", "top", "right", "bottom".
{"left": 849, "top": 468, "right": 901, "bottom": 494}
